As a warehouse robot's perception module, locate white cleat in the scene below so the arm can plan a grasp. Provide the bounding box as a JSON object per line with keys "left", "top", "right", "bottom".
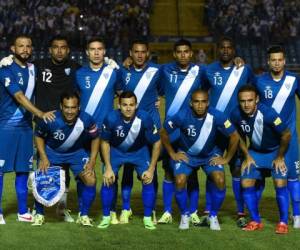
{"left": 17, "top": 212, "right": 34, "bottom": 222}
{"left": 209, "top": 216, "right": 221, "bottom": 231}
{"left": 57, "top": 208, "right": 74, "bottom": 223}
{"left": 179, "top": 214, "right": 190, "bottom": 230}
{"left": 0, "top": 214, "right": 6, "bottom": 224}
{"left": 293, "top": 215, "right": 300, "bottom": 229}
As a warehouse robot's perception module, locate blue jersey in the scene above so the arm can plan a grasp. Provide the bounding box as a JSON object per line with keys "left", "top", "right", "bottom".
{"left": 35, "top": 111, "right": 98, "bottom": 153}
{"left": 75, "top": 64, "right": 119, "bottom": 127}
{"left": 203, "top": 62, "right": 254, "bottom": 115}
{"left": 100, "top": 109, "right": 160, "bottom": 153}
{"left": 254, "top": 71, "right": 300, "bottom": 131}
{"left": 230, "top": 104, "right": 288, "bottom": 152}
{"left": 158, "top": 62, "right": 203, "bottom": 118}
{"left": 164, "top": 107, "right": 236, "bottom": 158}
{"left": 0, "top": 62, "right": 35, "bottom": 129}
{"left": 118, "top": 62, "right": 160, "bottom": 112}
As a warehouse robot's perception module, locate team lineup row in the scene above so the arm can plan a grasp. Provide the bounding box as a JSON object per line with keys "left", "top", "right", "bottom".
{"left": 0, "top": 34, "right": 299, "bottom": 234}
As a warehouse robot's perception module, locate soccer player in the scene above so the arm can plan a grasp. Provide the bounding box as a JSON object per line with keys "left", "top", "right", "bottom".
{"left": 157, "top": 39, "right": 203, "bottom": 225}
{"left": 99, "top": 91, "right": 161, "bottom": 230}
{"left": 161, "top": 89, "right": 239, "bottom": 230}
{"left": 32, "top": 91, "right": 99, "bottom": 226}
{"left": 0, "top": 34, "right": 54, "bottom": 224}
{"left": 254, "top": 45, "right": 300, "bottom": 228}
{"left": 231, "top": 85, "right": 291, "bottom": 234}
{"left": 116, "top": 39, "right": 161, "bottom": 224}
{"left": 33, "top": 35, "right": 81, "bottom": 222}
{"left": 201, "top": 37, "right": 255, "bottom": 226}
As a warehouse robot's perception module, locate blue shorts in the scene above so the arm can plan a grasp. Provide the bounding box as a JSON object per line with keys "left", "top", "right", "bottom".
{"left": 0, "top": 129, "right": 33, "bottom": 173}
{"left": 46, "top": 146, "right": 89, "bottom": 176}
{"left": 147, "top": 108, "right": 161, "bottom": 129}
{"left": 171, "top": 153, "right": 224, "bottom": 176}
{"left": 241, "top": 150, "right": 287, "bottom": 180}
{"left": 103, "top": 146, "right": 150, "bottom": 177}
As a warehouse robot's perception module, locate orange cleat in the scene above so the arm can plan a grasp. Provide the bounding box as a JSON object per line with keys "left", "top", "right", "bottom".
{"left": 275, "top": 222, "right": 288, "bottom": 234}
{"left": 242, "top": 221, "right": 264, "bottom": 231}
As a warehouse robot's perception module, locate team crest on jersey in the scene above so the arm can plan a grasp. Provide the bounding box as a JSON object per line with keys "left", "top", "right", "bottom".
{"left": 146, "top": 71, "right": 152, "bottom": 79}
{"left": 285, "top": 82, "right": 291, "bottom": 90}
{"left": 4, "top": 77, "right": 10, "bottom": 87}
{"left": 257, "top": 118, "right": 263, "bottom": 126}
{"left": 29, "top": 70, "right": 34, "bottom": 76}
{"left": 190, "top": 69, "right": 197, "bottom": 76}
{"left": 103, "top": 73, "right": 109, "bottom": 79}
{"left": 65, "top": 68, "right": 71, "bottom": 76}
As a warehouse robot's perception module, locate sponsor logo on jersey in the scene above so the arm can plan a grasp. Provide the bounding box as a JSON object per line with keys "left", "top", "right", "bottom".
{"left": 224, "top": 119, "right": 232, "bottom": 128}
{"left": 65, "top": 68, "right": 71, "bottom": 76}
{"left": 168, "top": 120, "right": 174, "bottom": 129}
{"left": 273, "top": 117, "right": 282, "bottom": 126}
{"left": 153, "top": 125, "right": 158, "bottom": 134}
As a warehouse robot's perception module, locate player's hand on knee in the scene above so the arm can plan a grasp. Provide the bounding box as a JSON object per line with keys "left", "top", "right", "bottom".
{"left": 141, "top": 170, "right": 154, "bottom": 184}
{"left": 103, "top": 167, "right": 115, "bottom": 186}
{"left": 38, "top": 157, "right": 50, "bottom": 174}
{"left": 241, "top": 155, "right": 256, "bottom": 175}
{"left": 40, "top": 111, "right": 56, "bottom": 123}
{"left": 209, "top": 155, "right": 227, "bottom": 166}
{"left": 0, "top": 54, "right": 13, "bottom": 67}
{"left": 104, "top": 57, "right": 120, "bottom": 70}
{"left": 80, "top": 168, "right": 96, "bottom": 186}
{"left": 171, "top": 151, "right": 188, "bottom": 163}
{"left": 273, "top": 157, "right": 287, "bottom": 175}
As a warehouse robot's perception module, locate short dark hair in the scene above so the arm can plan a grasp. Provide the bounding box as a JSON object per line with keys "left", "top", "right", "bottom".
{"left": 173, "top": 38, "right": 192, "bottom": 51}
{"left": 86, "top": 37, "right": 105, "bottom": 49}
{"left": 267, "top": 45, "right": 285, "bottom": 57}
{"left": 191, "top": 88, "right": 209, "bottom": 98}
{"left": 130, "top": 39, "right": 149, "bottom": 50}
{"left": 217, "top": 36, "right": 235, "bottom": 49}
{"left": 238, "top": 84, "right": 258, "bottom": 96}
{"left": 12, "top": 34, "right": 32, "bottom": 45}
{"left": 49, "top": 35, "right": 69, "bottom": 47}
{"left": 119, "top": 91, "right": 137, "bottom": 104}
{"left": 60, "top": 91, "right": 80, "bottom": 105}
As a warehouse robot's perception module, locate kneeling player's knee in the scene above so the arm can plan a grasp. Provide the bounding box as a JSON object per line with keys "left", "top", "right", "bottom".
{"left": 79, "top": 170, "right": 96, "bottom": 187}
{"left": 175, "top": 175, "right": 187, "bottom": 189}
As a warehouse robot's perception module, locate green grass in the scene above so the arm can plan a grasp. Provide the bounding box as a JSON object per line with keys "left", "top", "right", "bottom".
{"left": 1, "top": 166, "right": 300, "bottom": 250}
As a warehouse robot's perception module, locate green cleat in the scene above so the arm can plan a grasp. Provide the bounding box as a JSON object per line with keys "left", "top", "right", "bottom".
{"left": 158, "top": 211, "right": 172, "bottom": 224}
{"left": 110, "top": 211, "right": 119, "bottom": 225}
{"left": 143, "top": 216, "right": 156, "bottom": 230}
{"left": 97, "top": 216, "right": 111, "bottom": 229}
{"left": 32, "top": 214, "right": 45, "bottom": 226}
{"left": 190, "top": 211, "right": 201, "bottom": 225}
{"left": 119, "top": 209, "right": 131, "bottom": 224}
{"left": 79, "top": 215, "right": 93, "bottom": 227}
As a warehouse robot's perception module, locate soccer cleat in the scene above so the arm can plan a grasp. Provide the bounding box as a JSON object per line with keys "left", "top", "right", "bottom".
{"left": 97, "top": 216, "right": 111, "bottom": 229}
{"left": 143, "top": 216, "right": 156, "bottom": 230}
{"left": 293, "top": 215, "right": 300, "bottom": 229}
{"left": 275, "top": 222, "right": 288, "bottom": 234}
{"left": 237, "top": 216, "right": 248, "bottom": 228}
{"left": 179, "top": 214, "right": 190, "bottom": 230}
{"left": 17, "top": 212, "right": 34, "bottom": 222}
{"left": 119, "top": 209, "right": 131, "bottom": 224}
{"left": 32, "top": 214, "right": 45, "bottom": 226}
{"left": 157, "top": 211, "right": 172, "bottom": 224}
{"left": 56, "top": 208, "right": 75, "bottom": 223}
{"left": 194, "top": 215, "right": 210, "bottom": 227}
{"left": 190, "top": 211, "right": 201, "bottom": 225}
{"left": 79, "top": 215, "right": 93, "bottom": 227}
{"left": 152, "top": 210, "right": 157, "bottom": 225}
{"left": 209, "top": 216, "right": 221, "bottom": 231}
{"left": 242, "top": 221, "right": 264, "bottom": 231}
{"left": 0, "top": 214, "right": 6, "bottom": 224}
{"left": 110, "top": 211, "right": 119, "bottom": 225}
{"left": 31, "top": 209, "right": 36, "bottom": 217}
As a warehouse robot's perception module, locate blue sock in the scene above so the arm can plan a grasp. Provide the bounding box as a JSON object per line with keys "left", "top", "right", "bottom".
{"left": 243, "top": 186, "right": 261, "bottom": 223}
{"left": 15, "top": 172, "right": 29, "bottom": 214}
{"left": 187, "top": 175, "right": 199, "bottom": 214}
{"left": 256, "top": 178, "right": 265, "bottom": 204}
{"left": 0, "top": 173, "right": 3, "bottom": 214}
{"left": 142, "top": 183, "right": 155, "bottom": 217}
{"left": 288, "top": 179, "right": 300, "bottom": 216}
{"left": 175, "top": 188, "right": 189, "bottom": 215}
{"left": 100, "top": 184, "right": 116, "bottom": 216}
{"left": 80, "top": 184, "right": 96, "bottom": 216}
{"left": 210, "top": 183, "right": 226, "bottom": 217}
{"left": 35, "top": 200, "right": 44, "bottom": 215}
{"left": 205, "top": 178, "right": 213, "bottom": 213}
{"left": 121, "top": 165, "right": 134, "bottom": 210}
{"left": 76, "top": 177, "right": 84, "bottom": 213}
{"left": 111, "top": 179, "right": 118, "bottom": 212}
{"left": 232, "top": 177, "right": 244, "bottom": 214}
{"left": 153, "top": 168, "right": 158, "bottom": 210}
{"left": 275, "top": 186, "right": 289, "bottom": 224}
{"left": 162, "top": 179, "right": 174, "bottom": 213}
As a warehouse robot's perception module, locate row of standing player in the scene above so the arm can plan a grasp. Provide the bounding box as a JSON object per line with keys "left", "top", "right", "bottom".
{"left": 0, "top": 34, "right": 299, "bottom": 232}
